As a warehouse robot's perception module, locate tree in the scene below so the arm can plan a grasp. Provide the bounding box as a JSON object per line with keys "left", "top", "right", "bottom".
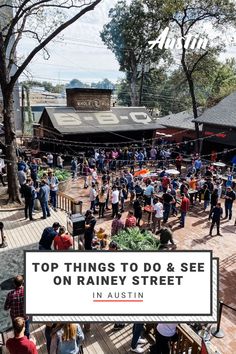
{"left": 146, "top": 0, "right": 236, "bottom": 152}
{"left": 101, "top": 0, "right": 169, "bottom": 106}
{"left": 92, "top": 78, "right": 115, "bottom": 90}
{"left": 66, "top": 78, "right": 90, "bottom": 89}
{"left": 0, "top": 0, "right": 102, "bottom": 202}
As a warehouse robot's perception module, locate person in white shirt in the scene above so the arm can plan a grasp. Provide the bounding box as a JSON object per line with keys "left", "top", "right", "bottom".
{"left": 155, "top": 323, "right": 178, "bottom": 353}
{"left": 57, "top": 155, "right": 63, "bottom": 169}
{"left": 47, "top": 153, "right": 54, "bottom": 168}
{"left": 152, "top": 197, "right": 163, "bottom": 233}
{"left": 48, "top": 170, "right": 58, "bottom": 211}
{"left": 89, "top": 182, "right": 97, "bottom": 213}
{"left": 91, "top": 168, "right": 98, "bottom": 184}
{"left": 111, "top": 186, "right": 120, "bottom": 218}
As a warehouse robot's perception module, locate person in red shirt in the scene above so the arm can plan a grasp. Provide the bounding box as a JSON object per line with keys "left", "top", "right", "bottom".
{"left": 161, "top": 175, "right": 170, "bottom": 192}
{"left": 125, "top": 210, "right": 137, "bottom": 228}
{"left": 6, "top": 317, "right": 38, "bottom": 354}
{"left": 53, "top": 226, "right": 73, "bottom": 250}
{"left": 180, "top": 193, "right": 190, "bottom": 228}
{"left": 175, "top": 154, "right": 182, "bottom": 173}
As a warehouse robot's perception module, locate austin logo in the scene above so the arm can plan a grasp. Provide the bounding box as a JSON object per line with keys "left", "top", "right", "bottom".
{"left": 149, "top": 27, "right": 208, "bottom": 50}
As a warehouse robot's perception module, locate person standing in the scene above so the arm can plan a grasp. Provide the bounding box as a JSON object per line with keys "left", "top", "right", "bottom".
{"left": 98, "top": 185, "right": 107, "bottom": 218}
{"left": 18, "top": 167, "right": 26, "bottom": 195}
{"left": 39, "top": 222, "right": 60, "bottom": 250}
{"left": 82, "top": 163, "right": 90, "bottom": 189}
{"left": 155, "top": 323, "right": 178, "bottom": 354}
{"left": 130, "top": 323, "right": 147, "bottom": 353}
{"left": 180, "top": 194, "right": 190, "bottom": 228}
{"left": 84, "top": 210, "right": 96, "bottom": 250}
{"left": 21, "top": 178, "right": 35, "bottom": 221}
{"left": 30, "top": 159, "right": 38, "bottom": 186}
{"left": 137, "top": 150, "right": 144, "bottom": 170}
{"left": 53, "top": 226, "right": 73, "bottom": 250}
{"left": 125, "top": 210, "right": 137, "bottom": 228}
{"left": 175, "top": 154, "right": 182, "bottom": 173}
{"left": 120, "top": 184, "right": 127, "bottom": 212}
{"left": 162, "top": 189, "right": 174, "bottom": 224}
{"left": 133, "top": 197, "right": 143, "bottom": 227}
{"left": 209, "top": 202, "right": 223, "bottom": 236}
{"left": 57, "top": 154, "right": 64, "bottom": 169}
{"left": 46, "top": 153, "right": 54, "bottom": 168}
{"left": 4, "top": 275, "right": 30, "bottom": 338}
{"left": 111, "top": 212, "right": 125, "bottom": 236}
{"left": 144, "top": 179, "right": 154, "bottom": 206}
{"left": 209, "top": 189, "right": 218, "bottom": 216}
{"left": 71, "top": 157, "right": 78, "bottom": 180}
{"left": 89, "top": 182, "right": 97, "bottom": 213}
{"left": 194, "top": 157, "right": 202, "bottom": 174}
{"left": 48, "top": 170, "right": 58, "bottom": 211}
{"left": 153, "top": 197, "right": 163, "bottom": 233}
{"left": 111, "top": 186, "right": 120, "bottom": 218}
{"left": 50, "top": 323, "right": 84, "bottom": 354}
{"left": 6, "top": 317, "right": 38, "bottom": 354}
{"left": 203, "top": 184, "right": 211, "bottom": 211}
{"left": 224, "top": 187, "right": 236, "bottom": 220}
{"left": 38, "top": 179, "right": 50, "bottom": 219}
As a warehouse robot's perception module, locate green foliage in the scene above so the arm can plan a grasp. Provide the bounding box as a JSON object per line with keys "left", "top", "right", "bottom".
{"left": 91, "top": 78, "right": 115, "bottom": 90}
{"left": 101, "top": 0, "right": 170, "bottom": 105}
{"left": 21, "top": 80, "right": 64, "bottom": 93}
{"left": 66, "top": 79, "right": 90, "bottom": 89}
{"left": 38, "top": 169, "right": 70, "bottom": 182}
{"left": 113, "top": 227, "right": 160, "bottom": 251}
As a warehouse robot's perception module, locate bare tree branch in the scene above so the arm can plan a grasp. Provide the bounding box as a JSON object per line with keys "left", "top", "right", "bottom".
{"left": 9, "top": 0, "right": 102, "bottom": 87}
{"left": 189, "top": 51, "right": 209, "bottom": 75}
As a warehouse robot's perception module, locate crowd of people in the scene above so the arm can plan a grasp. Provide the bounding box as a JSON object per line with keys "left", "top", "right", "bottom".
{"left": 2, "top": 144, "right": 236, "bottom": 353}
{"left": 4, "top": 275, "right": 180, "bottom": 354}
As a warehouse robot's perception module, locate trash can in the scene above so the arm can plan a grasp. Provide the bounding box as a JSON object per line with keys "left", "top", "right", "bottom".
{"left": 72, "top": 201, "right": 83, "bottom": 215}
{"left": 67, "top": 213, "right": 85, "bottom": 237}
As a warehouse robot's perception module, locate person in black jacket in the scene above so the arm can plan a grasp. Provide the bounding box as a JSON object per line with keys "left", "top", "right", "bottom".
{"left": 133, "top": 197, "right": 143, "bottom": 226}
{"left": 21, "top": 178, "right": 35, "bottom": 221}
{"left": 224, "top": 187, "right": 236, "bottom": 220}
{"left": 209, "top": 189, "right": 218, "bottom": 216}
{"left": 209, "top": 202, "right": 223, "bottom": 236}
{"left": 203, "top": 184, "right": 211, "bottom": 211}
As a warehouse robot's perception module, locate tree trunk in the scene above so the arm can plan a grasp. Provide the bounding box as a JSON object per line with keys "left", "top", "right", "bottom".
{"left": 2, "top": 87, "right": 21, "bottom": 203}
{"left": 130, "top": 71, "right": 139, "bottom": 106}
{"left": 185, "top": 73, "right": 201, "bottom": 154}
{"left": 181, "top": 56, "right": 200, "bottom": 153}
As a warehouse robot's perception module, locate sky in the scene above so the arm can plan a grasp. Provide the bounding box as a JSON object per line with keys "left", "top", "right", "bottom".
{"left": 19, "top": 0, "right": 122, "bottom": 85}
{"left": 18, "top": 0, "right": 236, "bottom": 85}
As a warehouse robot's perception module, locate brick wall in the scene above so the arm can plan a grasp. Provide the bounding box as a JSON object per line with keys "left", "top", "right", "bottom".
{"left": 66, "top": 88, "right": 112, "bottom": 111}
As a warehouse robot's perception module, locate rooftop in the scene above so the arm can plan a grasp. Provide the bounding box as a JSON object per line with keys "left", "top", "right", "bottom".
{"left": 196, "top": 91, "right": 236, "bottom": 128}
{"left": 39, "top": 106, "right": 165, "bottom": 135}
{"left": 158, "top": 110, "right": 202, "bottom": 131}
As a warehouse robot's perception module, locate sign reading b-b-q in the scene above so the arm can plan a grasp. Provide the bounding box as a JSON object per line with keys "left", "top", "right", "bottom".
{"left": 25, "top": 251, "right": 218, "bottom": 323}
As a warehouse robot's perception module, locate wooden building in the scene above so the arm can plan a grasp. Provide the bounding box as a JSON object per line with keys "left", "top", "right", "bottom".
{"left": 196, "top": 91, "right": 236, "bottom": 159}
{"left": 33, "top": 88, "right": 164, "bottom": 153}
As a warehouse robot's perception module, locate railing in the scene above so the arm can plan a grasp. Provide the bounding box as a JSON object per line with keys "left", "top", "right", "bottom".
{"left": 172, "top": 324, "right": 219, "bottom": 354}
{"left": 57, "top": 192, "right": 83, "bottom": 214}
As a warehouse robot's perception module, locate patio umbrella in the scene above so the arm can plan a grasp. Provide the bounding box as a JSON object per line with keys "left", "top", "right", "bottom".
{"left": 134, "top": 169, "right": 150, "bottom": 177}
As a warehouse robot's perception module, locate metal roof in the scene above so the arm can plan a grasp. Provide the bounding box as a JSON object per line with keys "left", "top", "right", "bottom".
{"left": 39, "top": 107, "right": 165, "bottom": 135}
{"left": 158, "top": 110, "right": 202, "bottom": 131}
{"left": 196, "top": 91, "right": 236, "bottom": 127}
